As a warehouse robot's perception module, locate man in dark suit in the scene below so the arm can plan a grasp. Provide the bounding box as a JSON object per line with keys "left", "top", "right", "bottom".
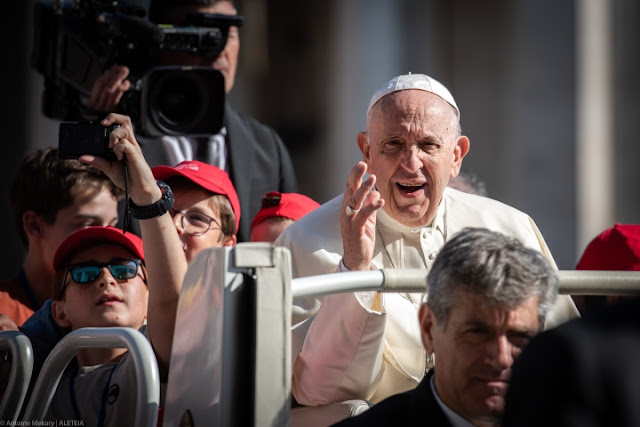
{"left": 88, "top": 0, "right": 298, "bottom": 242}
{"left": 333, "top": 228, "right": 559, "bottom": 426}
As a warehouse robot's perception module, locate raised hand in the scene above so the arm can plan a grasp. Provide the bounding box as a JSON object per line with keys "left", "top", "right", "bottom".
{"left": 86, "top": 65, "right": 132, "bottom": 113}
{"left": 340, "top": 161, "right": 384, "bottom": 271}
{"left": 79, "top": 113, "right": 161, "bottom": 207}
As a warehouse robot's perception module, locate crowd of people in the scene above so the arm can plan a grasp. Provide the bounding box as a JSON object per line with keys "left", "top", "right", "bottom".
{"left": 0, "top": 0, "right": 638, "bottom": 425}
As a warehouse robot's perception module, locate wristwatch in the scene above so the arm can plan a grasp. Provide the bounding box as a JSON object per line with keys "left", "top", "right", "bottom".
{"left": 129, "top": 180, "right": 175, "bottom": 220}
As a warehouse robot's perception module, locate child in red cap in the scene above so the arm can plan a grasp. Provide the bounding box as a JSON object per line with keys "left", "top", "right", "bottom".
{"left": 46, "top": 225, "right": 180, "bottom": 425}
{"left": 152, "top": 160, "right": 240, "bottom": 262}
{"left": 574, "top": 223, "right": 640, "bottom": 314}
{"left": 249, "top": 191, "right": 320, "bottom": 243}
{"left": 38, "top": 113, "right": 187, "bottom": 425}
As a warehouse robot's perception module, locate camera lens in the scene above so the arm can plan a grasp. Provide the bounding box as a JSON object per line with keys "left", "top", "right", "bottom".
{"left": 141, "top": 66, "right": 225, "bottom": 137}
{"left": 148, "top": 69, "right": 209, "bottom": 134}
{"left": 157, "top": 75, "right": 201, "bottom": 124}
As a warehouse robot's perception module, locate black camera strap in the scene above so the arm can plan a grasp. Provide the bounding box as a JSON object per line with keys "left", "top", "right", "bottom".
{"left": 122, "top": 160, "right": 131, "bottom": 234}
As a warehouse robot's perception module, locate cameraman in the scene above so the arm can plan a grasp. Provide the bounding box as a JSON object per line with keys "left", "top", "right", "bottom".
{"left": 87, "top": 0, "right": 298, "bottom": 242}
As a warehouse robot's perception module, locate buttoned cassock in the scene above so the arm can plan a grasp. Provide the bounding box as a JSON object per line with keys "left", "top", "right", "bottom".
{"left": 275, "top": 187, "right": 579, "bottom": 406}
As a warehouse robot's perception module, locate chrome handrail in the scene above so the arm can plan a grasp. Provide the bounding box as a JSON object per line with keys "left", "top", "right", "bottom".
{"left": 291, "top": 269, "right": 640, "bottom": 299}
{"left": 0, "top": 331, "right": 33, "bottom": 422}
{"left": 23, "top": 327, "right": 159, "bottom": 426}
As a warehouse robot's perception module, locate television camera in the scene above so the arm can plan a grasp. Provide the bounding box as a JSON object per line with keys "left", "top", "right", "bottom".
{"left": 32, "top": 0, "right": 244, "bottom": 137}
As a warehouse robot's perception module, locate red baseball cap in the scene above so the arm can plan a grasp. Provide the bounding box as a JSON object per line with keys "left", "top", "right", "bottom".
{"left": 152, "top": 160, "right": 241, "bottom": 232}
{"left": 53, "top": 226, "right": 145, "bottom": 272}
{"left": 250, "top": 191, "right": 320, "bottom": 230}
{"left": 576, "top": 223, "right": 640, "bottom": 271}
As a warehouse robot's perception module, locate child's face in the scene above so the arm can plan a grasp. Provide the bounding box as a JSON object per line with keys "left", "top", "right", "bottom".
{"left": 53, "top": 244, "right": 148, "bottom": 331}
{"left": 41, "top": 187, "right": 119, "bottom": 276}
{"left": 249, "top": 219, "right": 293, "bottom": 243}
{"left": 171, "top": 186, "right": 235, "bottom": 263}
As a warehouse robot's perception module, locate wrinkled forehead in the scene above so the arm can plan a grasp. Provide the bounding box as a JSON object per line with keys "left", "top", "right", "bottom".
{"left": 367, "top": 90, "right": 458, "bottom": 138}
{"left": 449, "top": 292, "right": 541, "bottom": 331}
{"left": 369, "top": 89, "right": 454, "bottom": 117}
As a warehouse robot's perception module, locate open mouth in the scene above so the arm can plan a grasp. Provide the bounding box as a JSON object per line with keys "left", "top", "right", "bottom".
{"left": 396, "top": 182, "right": 425, "bottom": 194}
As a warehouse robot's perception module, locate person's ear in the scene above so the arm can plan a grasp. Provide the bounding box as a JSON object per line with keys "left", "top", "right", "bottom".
{"left": 23, "top": 211, "right": 44, "bottom": 239}
{"left": 450, "top": 135, "right": 470, "bottom": 178}
{"left": 51, "top": 300, "right": 72, "bottom": 328}
{"left": 419, "top": 303, "right": 436, "bottom": 354}
{"left": 222, "top": 234, "right": 237, "bottom": 247}
{"left": 357, "top": 132, "right": 371, "bottom": 163}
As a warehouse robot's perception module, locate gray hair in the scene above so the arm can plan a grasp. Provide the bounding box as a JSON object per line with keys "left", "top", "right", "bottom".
{"left": 426, "top": 228, "right": 558, "bottom": 330}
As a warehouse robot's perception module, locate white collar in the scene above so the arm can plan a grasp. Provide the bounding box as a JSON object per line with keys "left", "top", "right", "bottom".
{"left": 430, "top": 374, "right": 476, "bottom": 427}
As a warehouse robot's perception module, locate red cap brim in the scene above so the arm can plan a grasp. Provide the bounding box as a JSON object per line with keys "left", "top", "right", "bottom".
{"left": 251, "top": 192, "right": 320, "bottom": 230}
{"left": 53, "top": 226, "right": 144, "bottom": 271}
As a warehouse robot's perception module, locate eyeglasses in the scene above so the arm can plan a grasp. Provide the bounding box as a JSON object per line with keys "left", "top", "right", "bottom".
{"left": 60, "top": 259, "right": 143, "bottom": 296}
{"left": 171, "top": 209, "right": 222, "bottom": 236}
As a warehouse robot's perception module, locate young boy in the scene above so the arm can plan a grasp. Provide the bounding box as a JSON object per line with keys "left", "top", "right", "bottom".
{"left": 1, "top": 148, "right": 122, "bottom": 325}
{"left": 43, "top": 112, "right": 188, "bottom": 424}
{"left": 249, "top": 191, "right": 320, "bottom": 243}
{"left": 152, "top": 160, "right": 241, "bottom": 262}
{"left": 47, "top": 227, "right": 153, "bottom": 423}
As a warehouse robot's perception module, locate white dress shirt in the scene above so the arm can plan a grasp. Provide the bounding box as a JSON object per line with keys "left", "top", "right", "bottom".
{"left": 161, "top": 127, "right": 227, "bottom": 170}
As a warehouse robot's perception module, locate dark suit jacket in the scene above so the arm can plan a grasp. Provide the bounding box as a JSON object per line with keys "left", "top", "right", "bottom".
{"left": 141, "top": 103, "right": 299, "bottom": 242}
{"left": 503, "top": 296, "right": 640, "bottom": 427}
{"left": 331, "top": 371, "right": 452, "bottom": 427}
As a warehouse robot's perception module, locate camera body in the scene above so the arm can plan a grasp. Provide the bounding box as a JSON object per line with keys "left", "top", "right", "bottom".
{"left": 58, "top": 121, "right": 119, "bottom": 160}
{"left": 122, "top": 66, "right": 225, "bottom": 137}
{"left": 32, "top": 0, "right": 240, "bottom": 137}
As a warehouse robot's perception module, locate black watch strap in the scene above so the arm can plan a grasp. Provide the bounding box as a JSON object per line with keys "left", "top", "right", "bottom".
{"left": 129, "top": 180, "right": 175, "bottom": 220}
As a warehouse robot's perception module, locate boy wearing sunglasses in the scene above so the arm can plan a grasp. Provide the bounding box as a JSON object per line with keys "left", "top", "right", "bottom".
{"left": 47, "top": 226, "right": 181, "bottom": 424}
{"left": 52, "top": 227, "right": 148, "bottom": 332}
{"left": 42, "top": 112, "right": 188, "bottom": 423}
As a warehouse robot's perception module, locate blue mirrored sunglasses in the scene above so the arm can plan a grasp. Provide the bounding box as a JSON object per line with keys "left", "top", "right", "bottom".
{"left": 60, "top": 259, "right": 143, "bottom": 296}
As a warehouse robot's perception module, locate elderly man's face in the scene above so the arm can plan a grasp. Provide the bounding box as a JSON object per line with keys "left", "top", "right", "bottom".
{"left": 420, "top": 292, "right": 540, "bottom": 424}
{"left": 358, "top": 90, "right": 468, "bottom": 228}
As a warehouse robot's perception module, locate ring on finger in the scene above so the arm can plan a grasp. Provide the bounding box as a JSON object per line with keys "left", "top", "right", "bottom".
{"left": 346, "top": 205, "right": 359, "bottom": 216}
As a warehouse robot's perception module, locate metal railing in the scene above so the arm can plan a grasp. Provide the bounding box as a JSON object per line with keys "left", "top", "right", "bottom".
{"left": 291, "top": 269, "right": 640, "bottom": 299}
{"left": 23, "top": 327, "right": 160, "bottom": 427}
{"left": 0, "top": 331, "right": 33, "bottom": 422}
